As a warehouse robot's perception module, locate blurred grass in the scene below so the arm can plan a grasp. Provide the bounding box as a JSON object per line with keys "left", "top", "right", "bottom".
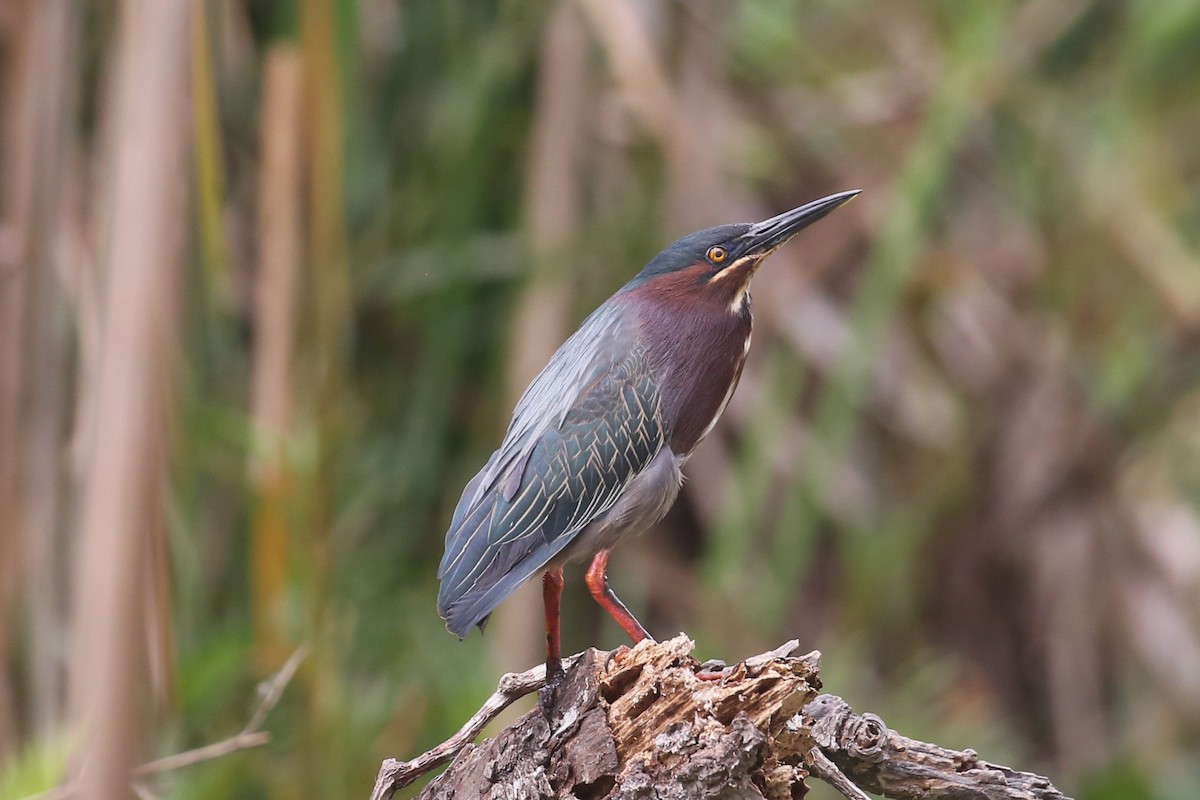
{"left": 3, "top": 0, "right": 1200, "bottom": 798}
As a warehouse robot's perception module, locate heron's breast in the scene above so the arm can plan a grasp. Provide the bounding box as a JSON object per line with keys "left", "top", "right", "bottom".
{"left": 622, "top": 276, "right": 753, "bottom": 458}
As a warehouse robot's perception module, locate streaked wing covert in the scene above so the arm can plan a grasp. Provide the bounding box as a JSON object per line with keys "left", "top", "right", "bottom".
{"left": 437, "top": 345, "right": 664, "bottom": 637}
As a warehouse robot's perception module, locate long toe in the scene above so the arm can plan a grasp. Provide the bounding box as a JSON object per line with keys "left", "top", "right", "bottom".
{"left": 696, "top": 658, "right": 730, "bottom": 681}
{"left": 538, "top": 681, "right": 558, "bottom": 719}
{"left": 539, "top": 664, "right": 565, "bottom": 719}
{"left": 603, "top": 644, "right": 634, "bottom": 673}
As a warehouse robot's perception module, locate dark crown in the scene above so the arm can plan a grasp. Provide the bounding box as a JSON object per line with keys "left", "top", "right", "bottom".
{"left": 623, "top": 223, "right": 751, "bottom": 290}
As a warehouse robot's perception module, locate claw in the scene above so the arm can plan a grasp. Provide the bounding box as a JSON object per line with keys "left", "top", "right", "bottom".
{"left": 604, "top": 645, "right": 631, "bottom": 673}
{"left": 696, "top": 658, "right": 728, "bottom": 681}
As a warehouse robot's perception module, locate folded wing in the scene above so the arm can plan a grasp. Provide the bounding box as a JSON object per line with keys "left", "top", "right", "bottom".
{"left": 437, "top": 306, "right": 665, "bottom": 637}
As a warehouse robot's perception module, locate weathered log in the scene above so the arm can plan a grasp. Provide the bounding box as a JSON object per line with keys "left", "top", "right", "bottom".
{"left": 803, "top": 694, "right": 1067, "bottom": 800}
{"left": 370, "top": 637, "right": 1071, "bottom": 800}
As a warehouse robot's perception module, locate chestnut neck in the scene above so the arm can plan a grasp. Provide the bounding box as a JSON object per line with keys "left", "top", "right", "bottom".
{"left": 621, "top": 263, "right": 753, "bottom": 457}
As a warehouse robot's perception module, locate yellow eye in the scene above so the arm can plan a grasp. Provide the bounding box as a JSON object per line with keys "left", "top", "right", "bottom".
{"left": 707, "top": 246, "right": 728, "bottom": 264}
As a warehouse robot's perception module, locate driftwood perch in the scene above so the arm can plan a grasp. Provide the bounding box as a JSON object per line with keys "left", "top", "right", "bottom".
{"left": 370, "top": 637, "right": 1070, "bottom": 800}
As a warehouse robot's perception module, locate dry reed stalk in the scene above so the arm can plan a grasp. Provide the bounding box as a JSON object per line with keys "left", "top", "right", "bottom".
{"left": 251, "top": 45, "right": 304, "bottom": 668}
{"left": 293, "top": 1, "right": 350, "bottom": 786}
{"left": 17, "top": 0, "right": 77, "bottom": 739}
{"left": 0, "top": 0, "right": 79, "bottom": 753}
{"left": 575, "top": 0, "right": 677, "bottom": 150}
{"left": 68, "top": 1, "right": 190, "bottom": 798}
{"left": 189, "top": 0, "right": 232, "bottom": 305}
{"left": 0, "top": 0, "right": 36, "bottom": 756}
{"left": 300, "top": 0, "right": 350, "bottom": 612}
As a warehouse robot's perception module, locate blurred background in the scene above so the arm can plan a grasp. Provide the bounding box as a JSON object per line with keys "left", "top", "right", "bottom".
{"left": 2, "top": 0, "right": 1200, "bottom": 798}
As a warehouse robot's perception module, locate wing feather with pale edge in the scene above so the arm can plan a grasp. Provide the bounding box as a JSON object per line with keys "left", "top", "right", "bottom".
{"left": 437, "top": 304, "right": 664, "bottom": 637}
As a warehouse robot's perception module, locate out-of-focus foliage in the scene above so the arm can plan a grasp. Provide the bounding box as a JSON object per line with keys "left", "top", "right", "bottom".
{"left": 0, "top": 731, "right": 71, "bottom": 799}
{"left": 2, "top": 0, "right": 1199, "bottom": 798}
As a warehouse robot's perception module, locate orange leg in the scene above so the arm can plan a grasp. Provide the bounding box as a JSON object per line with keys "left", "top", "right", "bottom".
{"left": 585, "top": 549, "right": 653, "bottom": 643}
{"left": 542, "top": 567, "right": 565, "bottom": 681}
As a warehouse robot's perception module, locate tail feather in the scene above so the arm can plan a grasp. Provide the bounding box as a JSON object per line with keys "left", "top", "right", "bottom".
{"left": 439, "top": 545, "right": 563, "bottom": 638}
{"left": 436, "top": 497, "right": 493, "bottom": 610}
{"left": 437, "top": 495, "right": 577, "bottom": 639}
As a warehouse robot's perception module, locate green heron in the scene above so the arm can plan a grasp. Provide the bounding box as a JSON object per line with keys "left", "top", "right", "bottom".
{"left": 438, "top": 190, "right": 859, "bottom": 686}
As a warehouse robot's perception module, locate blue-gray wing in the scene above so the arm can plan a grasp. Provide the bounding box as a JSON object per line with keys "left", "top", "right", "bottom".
{"left": 437, "top": 306, "right": 665, "bottom": 637}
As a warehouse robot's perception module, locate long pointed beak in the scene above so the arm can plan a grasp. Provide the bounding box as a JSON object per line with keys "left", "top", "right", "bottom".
{"left": 741, "top": 189, "right": 861, "bottom": 256}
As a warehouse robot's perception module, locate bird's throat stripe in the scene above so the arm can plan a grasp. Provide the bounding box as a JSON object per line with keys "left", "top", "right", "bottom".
{"left": 708, "top": 254, "right": 758, "bottom": 283}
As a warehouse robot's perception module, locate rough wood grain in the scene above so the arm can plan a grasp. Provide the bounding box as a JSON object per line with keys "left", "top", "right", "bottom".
{"left": 802, "top": 694, "right": 1069, "bottom": 800}
{"left": 410, "top": 636, "right": 819, "bottom": 800}
{"left": 371, "top": 637, "right": 1072, "bottom": 800}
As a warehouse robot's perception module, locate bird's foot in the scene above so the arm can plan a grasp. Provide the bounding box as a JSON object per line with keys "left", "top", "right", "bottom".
{"left": 696, "top": 658, "right": 729, "bottom": 681}
{"left": 539, "top": 661, "right": 565, "bottom": 718}
{"left": 603, "top": 645, "right": 632, "bottom": 673}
